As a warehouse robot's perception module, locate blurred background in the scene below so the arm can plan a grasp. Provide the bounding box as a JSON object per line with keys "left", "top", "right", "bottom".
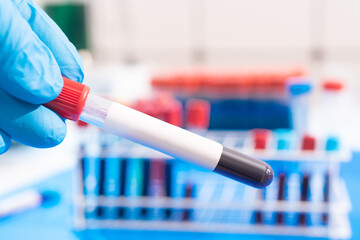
{"left": 1, "top": 0, "right": 360, "bottom": 239}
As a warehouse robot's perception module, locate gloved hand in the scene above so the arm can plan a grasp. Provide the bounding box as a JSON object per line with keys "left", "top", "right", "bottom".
{"left": 0, "top": 0, "right": 84, "bottom": 154}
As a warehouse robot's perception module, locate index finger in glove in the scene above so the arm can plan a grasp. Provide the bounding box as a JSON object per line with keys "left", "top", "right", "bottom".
{"left": 13, "top": 0, "right": 84, "bottom": 83}
{"left": 0, "top": 0, "right": 63, "bottom": 105}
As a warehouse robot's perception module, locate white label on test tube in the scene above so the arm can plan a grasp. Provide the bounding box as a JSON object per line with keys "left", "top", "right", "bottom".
{"left": 102, "top": 102, "right": 223, "bottom": 170}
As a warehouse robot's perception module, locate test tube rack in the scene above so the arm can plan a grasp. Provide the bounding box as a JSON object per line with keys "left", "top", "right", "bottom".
{"left": 73, "top": 130, "right": 351, "bottom": 239}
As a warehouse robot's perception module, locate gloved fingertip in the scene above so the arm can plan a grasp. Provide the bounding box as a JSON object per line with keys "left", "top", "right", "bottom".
{"left": 27, "top": 70, "right": 64, "bottom": 104}
{"left": 0, "top": 130, "right": 11, "bottom": 154}
{"left": 41, "top": 119, "right": 67, "bottom": 148}
{"left": 41, "top": 70, "right": 64, "bottom": 103}
{"left": 66, "top": 70, "right": 84, "bottom": 84}
{"left": 61, "top": 60, "right": 85, "bottom": 84}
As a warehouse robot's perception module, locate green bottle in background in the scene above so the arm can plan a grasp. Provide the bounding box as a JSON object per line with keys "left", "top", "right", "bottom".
{"left": 45, "top": 3, "right": 88, "bottom": 50}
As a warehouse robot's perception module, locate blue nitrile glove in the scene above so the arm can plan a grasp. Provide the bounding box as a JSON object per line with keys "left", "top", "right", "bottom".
{"left": 0, "top": 0, "right": 84, "bottom": 154}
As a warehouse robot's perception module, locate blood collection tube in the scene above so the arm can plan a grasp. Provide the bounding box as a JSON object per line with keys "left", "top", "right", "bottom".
{"left": 276, "top": 173, "right": 286, "bottom": 224}
{"left": 299, "top": 174, "right": 310, "bottom": 226}
{"left": 44, "top": 77, "right": 273, "bottom": 188}
{"left": 96, "top": 151, "right": 106, "bottom": 218}
{"left": 182, "top": 183, "right": 195, "bottom": 221}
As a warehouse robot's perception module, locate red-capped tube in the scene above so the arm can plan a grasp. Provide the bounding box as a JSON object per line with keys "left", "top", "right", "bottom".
{"left": 44, "top": 77, "right": 90, "bottom": 121}
{"left": 44, "top": 77, "right": 273, "bottom": 188}
{"left": 322, "top": 79, "right": 344, "bottom": 91}
{"left": 186, "top": 99, "right": 210, "bottom": 129}
{"left": 252, "top": 129, "right": 271, "bottom": 150}
{"left": 301, "top": 134, "right": 316, "bottom": 151}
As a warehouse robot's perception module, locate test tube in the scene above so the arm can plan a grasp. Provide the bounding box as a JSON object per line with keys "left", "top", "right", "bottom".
{"left": 253, "top": 189, "right": 264, "bottom": 224}
{"left": 182, "top": 183, "right": 195, "bottom": 221}
{"left": 125, "top": 157, "right": 144, "bottom": 219}
{"left": 275, "top": 130, "right": 295, "bottom": 226}
{"left": 140, "top": 159, "right": 150, "bottom": 219}
{"left": 79, "top": 144, "right": 86, "bottom": 196}
{"left": 164, "top": 160, "right": 173, "bottom": 220}
{"left": 0, "top": 190, "right": 59, "bottom": 219}
{"left": 253, "top": 129, "right": 271, "bottom": 151}
{"left": 44, "top": 77, "right": 273, "bottom": 188}
{"left": 298, "top": 135, "right": 316, "bottom": 226}
{"left": 149, "top": 159, "right": 166, "bottom": 219}
{"left": 276, "top": 173, "right": 286, "bottom": 224}
{"left": 287, "top": 78, "right": 312, "bottom": 131}
{"left": 117, "top": 158, "right": 127, "bottom": 219}
{"left": 323, "top": 136, "right": 339, "bottom": 225}
{"left": 299, "top": 174, "right": 310, "bottom": 226}
{"left": 321, "top": 80, "right": 345, "bottom": 134}
{"left": 322, "top": 173, "right": 330, "bottom": 225}
{"left": 95, "top": 152, "right": 106, "bottom": 218}
{"left": 185, "top": 99, "right": 210, "bottom": 130}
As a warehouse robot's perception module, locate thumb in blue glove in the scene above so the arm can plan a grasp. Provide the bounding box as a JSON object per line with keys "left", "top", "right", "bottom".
{"left": 0, "top": 0, "right": 84, "bottom": 154}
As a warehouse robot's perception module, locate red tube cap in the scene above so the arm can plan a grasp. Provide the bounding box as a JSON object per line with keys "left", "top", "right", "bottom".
{"left": 322, "top": 79, "right": 344, "bottom": 91}
{"left": 252, "top": 129, "right": 271, "bottom": 150}
{"left": 186, "top": 99, "right": 210, "bottom": 129}
{"left": 301, "top": 134, "right": 316, "bottom": 151}
{"left": 44, "top": 77, "right": 90, "bottom": 121}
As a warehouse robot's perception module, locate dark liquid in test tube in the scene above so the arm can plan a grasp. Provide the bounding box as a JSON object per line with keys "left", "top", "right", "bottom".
{"left": 182, "top": 183, "right": 195, "bottom": 221}
{"left": 140, "top": 159, "right": 150, "bottom": 218}
{"left": 322, "top": 173, "right": 329, "bottom": 224}
{"left": 299, "top": 174, "right": 310, "bottom": 226}
{"left": 148, "top": 159, "right": 166, "bottom": 220}
{"left": 150, "top": 160, "right": 165, "bottom": 196}
{"left": 164, "top": 161, "right": 173, "bottom": 220}
{"left": 299, "top": 135, "right": 315, "bottom": 226}
{"left": 96, "top": 157, "right": 106, "bottom": 218}
{"left": 254, "top": 189, "right": 264, "bottom": 224}
{"left": 79, "top": 145, "right": 86, "bottom": 196}
{"left": 276, "top": 173, "right": 286, "bottom": 224}
{"left": 251, "top": 130, "right": 268, "bottom": 225}
{"left": 118, "top": 159, "right": 127, "bottom": 219}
